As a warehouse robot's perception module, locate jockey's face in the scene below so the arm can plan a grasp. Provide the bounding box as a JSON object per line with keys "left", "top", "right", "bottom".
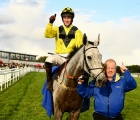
{"left": 62, "top": 16, "right": 73, "bottom": 27}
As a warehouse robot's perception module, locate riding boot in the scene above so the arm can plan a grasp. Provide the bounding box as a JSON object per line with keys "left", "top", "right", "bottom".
{"left": 45, "top": 62, "right": 53, "bottom": 91}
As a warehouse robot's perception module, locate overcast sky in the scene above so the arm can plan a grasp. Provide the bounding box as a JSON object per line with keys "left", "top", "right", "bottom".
{"left": 0, "top": 0, "right": 140, "bottom": 66}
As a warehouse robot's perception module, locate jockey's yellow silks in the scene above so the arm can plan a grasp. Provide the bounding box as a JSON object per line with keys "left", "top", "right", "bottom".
{"left": 44, "top": 23, "right": 83, "bottom": 54}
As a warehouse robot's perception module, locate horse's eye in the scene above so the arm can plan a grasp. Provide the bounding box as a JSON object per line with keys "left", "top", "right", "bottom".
{"left": 87, "top": 56, "right": 91, "bottom": 59}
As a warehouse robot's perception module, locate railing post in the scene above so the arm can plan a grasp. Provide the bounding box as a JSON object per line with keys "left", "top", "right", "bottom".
{"left": 0, "top": 67, "right": 38, "bottom": 91}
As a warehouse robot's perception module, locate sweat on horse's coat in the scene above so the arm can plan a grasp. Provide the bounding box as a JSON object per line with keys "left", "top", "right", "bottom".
{"left": 43, "top": 34, "right": 107, "bottom": 120}
{"left": 42, "top": 66, "right": 90, "bottom": 118}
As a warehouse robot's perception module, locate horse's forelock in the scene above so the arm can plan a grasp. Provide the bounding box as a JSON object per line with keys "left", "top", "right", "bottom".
{"left": 88, "top": 41, "right": 94, "bottom": 45}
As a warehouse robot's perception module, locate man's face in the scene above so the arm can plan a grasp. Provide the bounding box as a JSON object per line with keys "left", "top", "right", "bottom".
{"left": 105, "top": 62, "right": 116, "bottom": 79}
{"left": 62, "top": 16, "right": 72, "bottom": 27}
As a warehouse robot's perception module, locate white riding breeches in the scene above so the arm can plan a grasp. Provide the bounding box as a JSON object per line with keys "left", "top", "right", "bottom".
{"left": 45, "top": 53, "right": 68, "bottom": 66}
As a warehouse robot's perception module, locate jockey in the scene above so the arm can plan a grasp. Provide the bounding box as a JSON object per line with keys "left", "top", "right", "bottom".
{"left": 44, "top": 7, "right": 83, "bottom": 91}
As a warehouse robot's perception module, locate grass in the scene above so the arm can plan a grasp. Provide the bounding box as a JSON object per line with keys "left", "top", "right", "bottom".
{"left": 121, "top": 77, "right": 140, "bottom": 120}
{"left": 0, "top": 72, "right": 139, "bottom": 120}
{"left": 0, "top": 72, "right": 47, "bottom": 120}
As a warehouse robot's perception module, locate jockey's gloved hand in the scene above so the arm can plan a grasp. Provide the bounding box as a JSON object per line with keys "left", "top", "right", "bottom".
{"left": 49, "top": 14, "right": 56, "bottom": 23}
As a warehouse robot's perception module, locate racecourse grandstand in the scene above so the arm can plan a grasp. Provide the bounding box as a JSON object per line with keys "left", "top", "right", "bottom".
{"left": 0, "top": 50, "right": 44, "bottom": 66}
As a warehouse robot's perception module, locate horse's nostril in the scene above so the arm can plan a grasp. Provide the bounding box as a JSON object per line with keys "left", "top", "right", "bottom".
{"left": 97, "top": 79, "right": 106, "bottom": 88}
{"left": 98, "top": 79, "right": 102, "bottom": 83}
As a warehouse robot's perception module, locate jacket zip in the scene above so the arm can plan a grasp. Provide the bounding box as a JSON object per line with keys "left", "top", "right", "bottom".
{"left": 107, "top": 81, "right": 110, "bottom": 119}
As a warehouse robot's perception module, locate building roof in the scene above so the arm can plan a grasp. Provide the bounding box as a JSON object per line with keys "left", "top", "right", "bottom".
{"left": 0, "top": 50, "right": 38, "bottom": 56}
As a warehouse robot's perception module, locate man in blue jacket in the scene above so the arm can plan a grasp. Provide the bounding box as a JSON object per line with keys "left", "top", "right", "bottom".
{"left": 77, "top": 59, "right": 137, "bottom": 120}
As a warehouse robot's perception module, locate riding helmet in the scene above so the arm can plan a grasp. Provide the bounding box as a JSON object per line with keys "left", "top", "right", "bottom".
{"left": 61, "top": 7, "right": 74, "bottom": 18}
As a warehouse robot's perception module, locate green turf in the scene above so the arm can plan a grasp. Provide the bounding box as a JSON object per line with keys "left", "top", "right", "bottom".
{"left": 0, "top": 72, "right": 139, "bottom": 120}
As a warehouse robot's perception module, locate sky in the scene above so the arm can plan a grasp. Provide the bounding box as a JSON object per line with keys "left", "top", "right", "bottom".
{"left": 0, "top": 0, "right": 140, "bottom": 66}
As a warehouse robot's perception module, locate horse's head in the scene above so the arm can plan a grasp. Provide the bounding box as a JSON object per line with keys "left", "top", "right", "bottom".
{"left": 82, "top": 33, "right": 107, "bottom": 87}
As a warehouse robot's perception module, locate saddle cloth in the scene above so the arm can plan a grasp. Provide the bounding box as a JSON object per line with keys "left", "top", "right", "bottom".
{"left": 42, "top": 66, "right": 90, "bottom": 118}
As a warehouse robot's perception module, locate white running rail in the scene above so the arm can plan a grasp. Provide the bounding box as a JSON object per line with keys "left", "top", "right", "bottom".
{"left": 0, "top": 67, "right": 37, "bottom": 91}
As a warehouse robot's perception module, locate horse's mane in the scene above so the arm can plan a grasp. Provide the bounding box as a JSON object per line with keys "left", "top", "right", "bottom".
{"left": 67, "top": 45, "right": 83, "bottom": 60}
{"left": 67, "top": 41, "right": 95, "bottom": 60}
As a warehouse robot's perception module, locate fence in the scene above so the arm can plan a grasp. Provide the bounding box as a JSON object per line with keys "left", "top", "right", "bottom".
{"left": 0, "top": 67, "right": 45, "bottom": 91}
{"left": 131, "top": 73, "right": 140, "bottom": 78}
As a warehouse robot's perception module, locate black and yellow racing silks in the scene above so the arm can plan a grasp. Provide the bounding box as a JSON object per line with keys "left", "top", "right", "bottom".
{"left": 44, "top": 23, "right": 83, "bottom": 54}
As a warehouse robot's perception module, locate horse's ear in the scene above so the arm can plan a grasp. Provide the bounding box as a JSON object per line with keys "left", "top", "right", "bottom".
{"left": 93, "top": 34, "right": 100, "bottom": 46}
{"left": 83, "top": 33, "right": 88, "bottom": 45}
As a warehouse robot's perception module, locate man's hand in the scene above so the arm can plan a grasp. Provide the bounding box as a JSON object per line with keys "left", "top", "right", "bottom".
{"left": 120, "top": 62, "right": 127, "bottom": 73}
{"left": 49, "top": 14, "right": 56, "bottom": 23}
{"left": 77, "top": 75, "right": 84, "bottom": 84}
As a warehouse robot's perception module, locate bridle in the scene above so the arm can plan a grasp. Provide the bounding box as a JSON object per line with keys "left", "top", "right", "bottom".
{"left": 83, "top": 46, "right": 104, "bottom": 79}
{"left": 64, "top": 45, "right": 104, "bottom": 80}
{"left": 60, "top": 45, "right": 104, "bottom": 90}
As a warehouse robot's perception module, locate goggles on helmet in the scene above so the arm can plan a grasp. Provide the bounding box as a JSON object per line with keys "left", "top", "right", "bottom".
{"left": 61, "top": 7, "right": 74, "bottom": 18}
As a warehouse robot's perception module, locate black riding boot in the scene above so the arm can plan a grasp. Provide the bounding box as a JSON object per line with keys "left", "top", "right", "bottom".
{"left": 45, "top": 62, "right": 53, "bottom": 91}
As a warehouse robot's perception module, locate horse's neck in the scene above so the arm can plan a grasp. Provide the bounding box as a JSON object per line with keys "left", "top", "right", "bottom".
{"left": 68, "top": 48, "right": 84, "bottom": 77}
{"left": 60, "top": 48, "right": 84, "bottom": 87}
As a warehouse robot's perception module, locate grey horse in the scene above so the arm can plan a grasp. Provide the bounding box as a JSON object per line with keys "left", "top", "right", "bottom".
{"left": 51, "top": 34, "right": 107, "bottom": 120}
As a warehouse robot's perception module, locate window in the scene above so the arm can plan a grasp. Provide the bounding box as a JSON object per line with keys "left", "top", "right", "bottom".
{"left": 21, "top": 55, "right": 25, "bottom": 60}
{"left": 10, "top": 53, "right": 16, "bottom": 60}
{"left": 5, "top": 53, "right": 9, "bottom": 58}
{"left": 31, "top": 56, "right": 36, "bottom": 61}
{"left": 16, "top": 54, "right": 20, "bottom": 60}
{"left": 1, "top": 52, "right": 5, "bottom": 58}
{"left": 0, "top": 52, "right": 1, "bottom": 57}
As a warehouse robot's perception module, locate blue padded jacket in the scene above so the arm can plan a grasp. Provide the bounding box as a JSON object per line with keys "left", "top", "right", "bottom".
{"left": 77, "top": 70, "right": 137, "bottom": 118}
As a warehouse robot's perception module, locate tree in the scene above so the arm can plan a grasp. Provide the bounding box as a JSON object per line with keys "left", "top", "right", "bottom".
{"left": 127, "top": 65, "right": 140, "bottom": 73}
{"left": 117, "top": 65, "right": 140, "bottom": 75}
{"left": 116, "top": 66, "right": 122, "bottom": 76}
{"left": 36, "top": 56, "right": 47, "bottom": 62}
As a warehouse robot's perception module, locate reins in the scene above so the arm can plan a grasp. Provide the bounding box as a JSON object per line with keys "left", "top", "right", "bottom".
{"left": 64, "top": 62, "right": 75, "bottom": 80}
{"left": 58, "top": 45, "right": 104, "bottom": 91}
{"left": 57, "top": 61, "right": 77, "bottom": 91}
{"left": 64, "top": 46, "right": 103, "bottom": 80}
